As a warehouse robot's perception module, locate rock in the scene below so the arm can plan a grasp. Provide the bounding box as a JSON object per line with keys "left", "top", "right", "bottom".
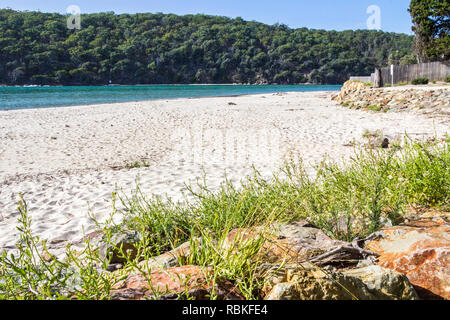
{"left": 365, "top": 214, "right": 450, "bottom": 300}
{"left": 381, "top": 138, "right": 389, "bottom": 149}
{"left": 137, "top": 241, "right": 190, "bottom": 270}
{"left": 342, "top": 265, "right": 419, "bottom": 300}
{"left": 261, "top": 262, "right": 418, "bottom": 300}
{"left": 224, "top": 220, "right": 350, "bottom": 265}
{"left": 110, "top": 265, "right": 244, "bottom": 300}
{"left": 99, "top": 230, "right": 143, "bottom": 264}
{"left": 106, "top": 263, "right": 124, "bottom": 272}
{"left": 265, "top": 283, "right": 298, "bottom": 300}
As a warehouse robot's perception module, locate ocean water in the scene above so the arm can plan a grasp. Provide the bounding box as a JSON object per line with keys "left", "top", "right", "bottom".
{"left": 0, "top": 85, "right": 341, "bottom": 111}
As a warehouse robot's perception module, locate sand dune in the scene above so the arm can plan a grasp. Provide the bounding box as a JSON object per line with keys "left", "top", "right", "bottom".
{"left": 0, "top": 91, "right": 448, "bottom": 256}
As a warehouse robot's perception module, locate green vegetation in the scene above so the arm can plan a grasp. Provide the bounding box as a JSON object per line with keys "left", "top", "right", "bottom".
{"left": 446, "top": 76, "right": 450, "bottom": 82}
{"left": 366, "top": 104, "right": 382, "bottom": 112}
{"left": 1, "top": 136, "right": 448, "bottom": 299}
{"left": 0, "top": 9, "right": 415, "bottom": 85}
{"left": 125, "top": 160, "right": 151, "bottom": 169}
{"left": 411, "top": 77, "right": 429, "bottom": 85}
{"left": 409, "top": 0, "right": 449, "bottom": 61}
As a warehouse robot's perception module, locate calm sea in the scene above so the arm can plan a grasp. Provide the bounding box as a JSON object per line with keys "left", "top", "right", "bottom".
{"left": 0, "top": 85, "right": 341, "bottom": 111}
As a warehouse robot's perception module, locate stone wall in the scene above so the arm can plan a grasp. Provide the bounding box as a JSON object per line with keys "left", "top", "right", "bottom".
{"left": 332, "top": 81, "right": 450, "bottom": 116}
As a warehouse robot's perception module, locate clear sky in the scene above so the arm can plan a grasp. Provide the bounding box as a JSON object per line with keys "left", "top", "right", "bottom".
{"left": 0, "top": 0, "right": 414, "bottom": 34}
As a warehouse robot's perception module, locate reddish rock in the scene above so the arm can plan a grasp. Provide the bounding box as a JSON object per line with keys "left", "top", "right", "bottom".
{"left": 366, "top": 216, "right": 450, "bottom": 300}
{"left": 224, "top": 221, "right": 348, "bottom": 265}
{"left": 110, "top": 265, "right": 243, "bottom": 300}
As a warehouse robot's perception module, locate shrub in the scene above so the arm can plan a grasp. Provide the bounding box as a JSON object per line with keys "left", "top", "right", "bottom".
{"left": 366, "top": 104, "right": 382, "bottom": 112}
{"left": 411, "top": 78, "right": 429, "bottom": 85}
{"left": 445, "top": 76, "right": 450, "bottom": 83}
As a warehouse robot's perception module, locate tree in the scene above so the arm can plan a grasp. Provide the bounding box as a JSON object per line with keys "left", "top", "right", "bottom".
{"left": 0, "top": 9, "right": 415, "bottom": 85}
{"left": 409, "top": 0, "right": 450, "bottom": 62}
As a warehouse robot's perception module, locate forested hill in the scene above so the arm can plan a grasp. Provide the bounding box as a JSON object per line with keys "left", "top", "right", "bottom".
{"left": 0, "top": 9, "right": 415, "bottom": 85}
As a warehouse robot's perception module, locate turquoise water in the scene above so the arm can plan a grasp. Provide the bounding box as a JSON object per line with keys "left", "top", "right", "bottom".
{"left": 0, "top": 85, "right": 341, "bottom": 111}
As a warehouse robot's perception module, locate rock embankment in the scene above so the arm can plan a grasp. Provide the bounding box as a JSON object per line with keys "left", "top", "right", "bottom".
{"left": 332, "top": 81, "right": 450, "bottom": 116}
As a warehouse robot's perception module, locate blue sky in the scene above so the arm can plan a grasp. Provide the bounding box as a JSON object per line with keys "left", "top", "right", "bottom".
{"left": 0, "top": 0, "right": 414, "bottom": 34}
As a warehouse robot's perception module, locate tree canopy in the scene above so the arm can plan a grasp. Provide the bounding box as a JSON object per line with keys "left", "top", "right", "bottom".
{"left": 409, "top": 0, "right": 450, "bottom": 62}
{"left": 0, "top": 10, "right": 415, "bottom": 85}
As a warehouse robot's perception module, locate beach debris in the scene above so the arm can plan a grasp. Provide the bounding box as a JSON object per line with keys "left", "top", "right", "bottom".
{"left": 228, "top": 102, "right": 237, "bottom": 105}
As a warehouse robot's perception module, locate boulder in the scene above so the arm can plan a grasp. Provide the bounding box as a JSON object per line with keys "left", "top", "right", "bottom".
{"left": 99, "top": 230, "right": 143, "bottom": 264}
{"left": 261, "top": 262, "right": 418, "bottom": 300}
{"left": 225, "top": 221, "right": 341, "bottom": 261}
{"left": 365, "top": 214, "right": 450, "bottom": 300}
{"left": 136, "top": 241, "right": 190, "bottom": 271}
{"left": 110, "top": 265, "right": 244, "bottom": 300}
{"left": 342, "top": 265, "right": 419, "bottom": 300}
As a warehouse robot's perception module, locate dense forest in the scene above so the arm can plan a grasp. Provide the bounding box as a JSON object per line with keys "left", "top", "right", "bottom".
{"left": 0, "top": 9, "right": 415, "bottom": 85}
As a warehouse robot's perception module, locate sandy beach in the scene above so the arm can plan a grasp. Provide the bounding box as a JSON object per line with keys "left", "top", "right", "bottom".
{"left": 0, "top": 91, "right": 448, "bottom": 256}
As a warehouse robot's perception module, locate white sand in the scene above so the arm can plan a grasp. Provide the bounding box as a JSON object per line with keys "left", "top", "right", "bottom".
{"left": 0, "top": 91, "right": 448, "bottom": 256}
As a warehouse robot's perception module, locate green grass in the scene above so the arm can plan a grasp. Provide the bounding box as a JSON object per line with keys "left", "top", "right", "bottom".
{"left": 366, "top": 104, "right": 382, "bottom": 112}
{"left": 1, "top": 136, "right": 448, "bottom": 299}
{"left": 362, "top": 129, "right": 382, "bottom": 139}
{"left": 125, "top": 160, "right": 151, "bottom": 169}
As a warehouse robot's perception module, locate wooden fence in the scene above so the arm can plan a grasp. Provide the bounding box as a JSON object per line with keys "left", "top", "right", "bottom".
{"left": 377, "top": 61, "right": 450, "bottom": 86}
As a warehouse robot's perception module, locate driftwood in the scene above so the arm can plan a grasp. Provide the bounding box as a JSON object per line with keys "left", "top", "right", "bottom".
{"left": 307, "top": 245, "right": 379, "bottom": 267}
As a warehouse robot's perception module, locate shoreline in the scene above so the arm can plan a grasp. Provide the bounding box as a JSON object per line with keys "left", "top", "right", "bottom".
{"left": 0, "top": 88, "right": 341, "bottom": 112}
{"left": 0, "top": 91, "right": 448, "bottom": 256}
{"left": 0, "top": 82, "right": 321, "bottom": 88}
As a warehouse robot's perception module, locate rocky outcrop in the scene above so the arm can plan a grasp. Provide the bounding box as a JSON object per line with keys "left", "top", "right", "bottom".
{"left": 105, "top": 211, "right": 450, "bottom": 300}
{"left": 110, "top": 265, "right": 244, "bottom": 300}
{"left": 365, "top": 212, "right": 450, "bottom": 300}
{"left": 332, "top": 81, "right": 450, "bottom": 116}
